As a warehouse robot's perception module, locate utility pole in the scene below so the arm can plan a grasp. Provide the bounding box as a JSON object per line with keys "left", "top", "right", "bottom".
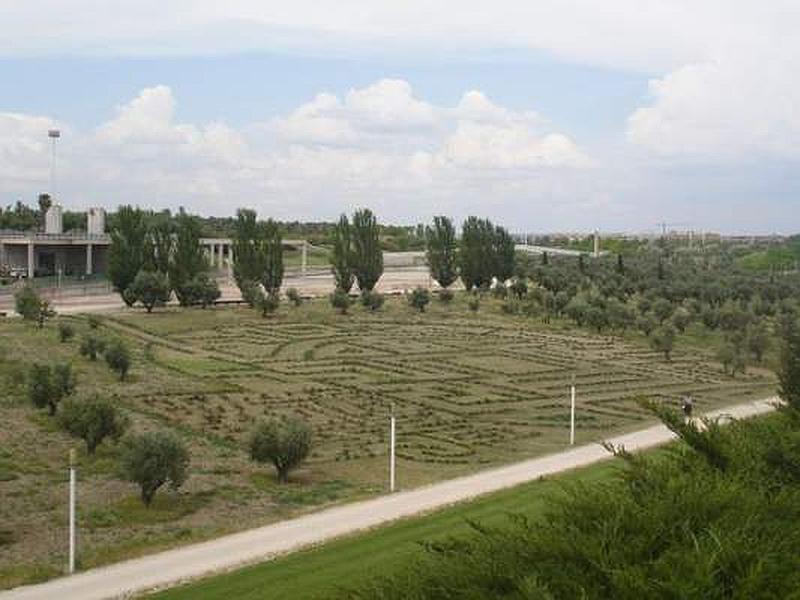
{"left": 68, "top": 448, "right": 77, "bottom": 574}
{"left": 570, "top": 376, "right": 576, "bottom": 446}
{"left": 389, "top": 404, "right": 396, "bottom": 493}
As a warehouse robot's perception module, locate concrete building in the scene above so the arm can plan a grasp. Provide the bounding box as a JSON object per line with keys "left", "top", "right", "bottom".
{"left": 0, "top": 205, "right": 309, "bottom": 279}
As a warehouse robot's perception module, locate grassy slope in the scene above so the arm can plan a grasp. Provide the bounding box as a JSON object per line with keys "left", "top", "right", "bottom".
{"left": 152, "top": 459, "right": 622, "bottom": 600}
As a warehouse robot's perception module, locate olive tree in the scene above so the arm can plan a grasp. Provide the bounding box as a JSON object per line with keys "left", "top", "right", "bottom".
{"left": 650, "top": 325, "right": 676, "bottom": 361}
{"left": 28, "top": 363, "right": 75, "bottom": 415}
{"left": 120, "top": 431, "right": 190, "bottom": 507}
{"left": 105, "top": 340, "right": 132, "bottom": 380}
{"left": 127, "top": 270, "right": 171, "bottom": 313}
{"left": 58, "top": 396, "right": 128, "bottom": 454}
{"left": 408, "top": 287, "right": 430, "bottom": 313}
{"left": 249, "top": 417, "right": 313, "bottom": 483}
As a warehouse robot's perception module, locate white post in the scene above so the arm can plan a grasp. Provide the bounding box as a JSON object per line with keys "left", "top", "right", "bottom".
{"left": 389, "top": 407, "right": 396, "bottom": 493}
{"left": 86, "top": 243, "right": 93, "bottom": 276}
{"left": 27, "top": 241, "right": 34, "bottom": 279}
{"left": 570, "top": 382, "right": 576, "bottom": 446}
{"left": 68, "top": 449, "right": 76, "bottom": 574}
{"left": 301, "top": 241, "right": 308, "bottom": 276}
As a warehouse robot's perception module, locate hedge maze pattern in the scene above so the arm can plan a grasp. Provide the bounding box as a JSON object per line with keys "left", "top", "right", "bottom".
{"left": 112, "top": 313, "right": 774, "bottom": 470}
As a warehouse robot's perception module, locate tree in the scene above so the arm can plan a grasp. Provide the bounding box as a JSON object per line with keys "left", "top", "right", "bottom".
{"left": 176, "top": 273, "right": 220, "bottom": 308}
{"left": 408, "top": 287, "right": 430, "bottom": 312}
{"left": 108, "top": 206, "right": 149, "bottom": 304}
{"left": 746, "top": 321, "right": 770, "bottom": 363}
{"left": 637, "top": 314, "right": 657, "bottom": 337}
{"left": 259, "top": 219, "right": 284, "bottom": 297}
{"left": 171, "top": 210, "right": 209, "bottom": 306}
{"left": 286, "top": 287, "right": 302, "bottom": 307}
{"left": 330, "top": 288, "right": 352, "bottom": 314}
{"left": 58, "top": 322, "right": 75, "bottom": 343}
{"left": 361, "top": 290, "right": 385, "bottom": 311}
{"left": 351, "top": 209, "right": 383, "bottom": 292}
{"left": 459, "top": 217, "right": 495, "bottom": 291}
{"left": 255, "top": 289, "right": 280, "bottom": 317}
{"left": 58, "top": 396, "right": 128, "bottom": 454}
{"left": 652, "top": 298, "right": 674, "bottom": 324}
{"left": 80, "top": 334, "right": 106, "bottom": 361}
{"left": 778, "top": 317, "right": 800, "bottom": 414}
{"left": 28, "top": 363, "right": 74, "bottom": 415}
{"left": 120, "top": 431, "right": 189, "bottom": 507}
{"left": 105, "top": 340, "right": 131, "bottom": 381}
{"left": 14, "top": 286, "right": 50, "bottom": 326}
{"left": 232, "top": 209, "right": 264, "bottom": 297}
{"left": 651, "top": 325, "right": 676, "bottom": 361}
{"left": 717, "top": 343, "right": 736, "bottom": 374}
{"left": 144, "top": 216, "right": 174, "bottom": 274}
{"left": 492, "top": 225, "right": 516, "bottom": 283}
{"left": 671, "top": 306, "right": 693, "bottom": 333}
{"left": 330, "top": 214, "right": 355, "bottom": 293}
{"left": 425, "top": 216, "right": 458, "bottom": 289}
{"left": 37, "top": 193, "right": 52, "bottom": 228}
{"left": 249, "top": 417, "right": 312, "bottom": 483}
{"left": 127, "top": 270, "right": 171, "bottom": 313}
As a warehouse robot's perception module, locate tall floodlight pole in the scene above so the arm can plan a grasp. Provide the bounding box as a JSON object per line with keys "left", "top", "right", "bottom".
{"left": 68, "top": 448, "right": 77, "bottom": 574}
{"left": 48, "top": 129, "right": 61, "bottom": 201}
{"left": 389, "top": 404, "right": 396, "bottom": 493}
{"left": 570, "top": 376, "right": 576, "bottom": 446}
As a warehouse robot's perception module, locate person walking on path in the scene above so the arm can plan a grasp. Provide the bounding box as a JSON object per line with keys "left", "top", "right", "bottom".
{"left": 681, "top": 395, "right": 694, "bottom": 420}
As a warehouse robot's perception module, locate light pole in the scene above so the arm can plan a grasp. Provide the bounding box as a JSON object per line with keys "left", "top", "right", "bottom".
{"left": 68, "top": 448, "right": 77, "bottom": 574}
{"left": 48, "top": 129, "right": 60, "bottom": 201}
{"left": 389, "top": 404, "right": 396, "bottom": 493}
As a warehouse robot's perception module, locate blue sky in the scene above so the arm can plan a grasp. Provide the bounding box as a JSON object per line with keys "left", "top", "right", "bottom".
{"left": 1, "top": 2, "right": 798, "bottom": 234}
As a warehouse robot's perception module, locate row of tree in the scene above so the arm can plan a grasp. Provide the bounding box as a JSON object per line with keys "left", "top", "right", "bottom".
{"left": 108, "top": 206, "right": 220, "bottom": 311}
{"left": 425, "top": 216, "right": 516, "bottom": 291}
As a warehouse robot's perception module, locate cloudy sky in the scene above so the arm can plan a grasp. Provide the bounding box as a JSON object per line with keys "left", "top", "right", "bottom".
{"left": 1, "top": 1, "right": 798, "bottom": 233}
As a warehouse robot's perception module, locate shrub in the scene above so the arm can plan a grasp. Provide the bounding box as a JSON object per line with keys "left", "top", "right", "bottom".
{"left": 509, "top": 278, "right": 528, "bottom": 299}
{"left": 438, "top": 288, "right": 454, "bottom": 303}
{"left": 408, "top": 287, "right": 430, "bottom": 312}
{"left": 14, "top": 285, "right": 42, "bottom": 322}
{"left": 119, "top": 431, "right": 189, "bottom": 506}
{"left": 58, "top": 322, "right": 75, "bottom": 343}
{"left": 286, "top": 287, "right": 302, "bottom": 307}
{"left": 468, "top": 296, "right": 480, "bottom": 312}
{"left": 491, "top": 283, "right": 508, "bottom": 299}
{"left": 87, "top": 314, "right": 101, "bottom": 329}
{"left": 127, "top": 270, "right": 171, "bottom": 313}
{"left": 249, "top": 417, "right": 313, "bottom": 483}
{"left": 361, "top": 290, "right": 385, "bottom": 312}
{"left": 330, "top": 289, "right": 352, "bottom": 314}
{"left": 105, "top": 340, "right": 132, "bottom": 381}
{"left": 58, "top": 396, "right": 128, "bottom": 454}
{"left": 255, "top": 290, "right": 280, "bottom": 317}
{"left": 650, "top": 325, "right": 676, "bottom": 361}
{"left": 28, "top": 363, "right": 75, "bottom": 415}
{"left": 80, "top": 334, "right": 106, "bottom": 361}
{"left": 176, "top": 273, "right": 221, "bottom": 308}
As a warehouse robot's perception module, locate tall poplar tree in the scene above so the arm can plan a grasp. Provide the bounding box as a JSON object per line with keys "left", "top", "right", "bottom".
{"left": 425, "top": 216, "right": 458, "bottom": 289}
{"left": 351, "top": 208, "right": 383, "bottom": 293}
{"left": 330, "top": 214, "right": 355, "bottom": 293}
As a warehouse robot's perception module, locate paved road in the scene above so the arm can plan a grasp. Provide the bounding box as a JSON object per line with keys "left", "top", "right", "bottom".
{"left": 1, "top": 397, "right": 777, "bottom": 600}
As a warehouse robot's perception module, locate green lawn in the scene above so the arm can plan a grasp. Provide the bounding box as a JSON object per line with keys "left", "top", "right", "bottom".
{"left": 151, "top": 458, "right": 622, "bottom": 600}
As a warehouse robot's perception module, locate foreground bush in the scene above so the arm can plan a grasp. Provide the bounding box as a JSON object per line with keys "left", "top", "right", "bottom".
{"left": 330, "top": 288, "right": 352, "bottom": 314}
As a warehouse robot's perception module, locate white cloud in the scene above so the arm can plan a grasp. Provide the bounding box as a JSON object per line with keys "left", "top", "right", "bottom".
{"left": 627, "top": 47, "right": 800, "bottom": 161}
{"left": 0, "top": 112, "right": 60, "bottom": 190}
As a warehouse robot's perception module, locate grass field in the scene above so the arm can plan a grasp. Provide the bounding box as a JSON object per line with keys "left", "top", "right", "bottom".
{"left": 0, "top": 294, "right": 775, "bottom": 588}
{"left": 150, "top": 458, "right": 625, "bottom": 600}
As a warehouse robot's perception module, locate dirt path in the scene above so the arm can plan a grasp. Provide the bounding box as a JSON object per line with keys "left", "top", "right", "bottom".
{"left": 0, "top": 397, "right": 777, "bottom": 600}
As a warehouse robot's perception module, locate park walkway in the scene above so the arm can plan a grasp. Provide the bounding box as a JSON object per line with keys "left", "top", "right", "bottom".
{"left": 1, "top": 397, "right": 777, "bottom": 600}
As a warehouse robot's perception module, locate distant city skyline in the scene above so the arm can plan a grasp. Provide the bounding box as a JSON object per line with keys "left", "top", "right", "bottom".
{"left": 1, "top": 2, "right": 798, "bottom": 234}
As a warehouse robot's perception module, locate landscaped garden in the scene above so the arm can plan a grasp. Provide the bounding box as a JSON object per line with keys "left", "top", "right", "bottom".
{"left": 0, "top": 293, "right": 775, "bottom": 588}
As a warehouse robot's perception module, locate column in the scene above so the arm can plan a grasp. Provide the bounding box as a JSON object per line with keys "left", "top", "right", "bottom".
{"left": 86, "top": 243, "right": 93, "bottom": 276}
{"left": 217, "top": 243, "right": 224, "bottom": 269}
{"left": 27, "top": 242, "right": 34, "bottom": 278}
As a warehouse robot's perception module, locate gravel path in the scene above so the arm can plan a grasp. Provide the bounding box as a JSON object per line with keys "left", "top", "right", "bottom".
{"left": 1, "top": 397, "right": 777, "bottom": 600}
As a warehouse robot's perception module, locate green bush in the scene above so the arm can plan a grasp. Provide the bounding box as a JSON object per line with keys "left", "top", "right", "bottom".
{"left": 468, "top": 296, "right": 480, "bottom": 312}
{"left": 105, "top": 340, "right": 132, "bottom": 381}
{"left": 438, "top": 288, "right": 454, "bottom": 303}
{"left": 119, "top": 431, "right": 189, "bottom": 507}
{"left": 58, "top": 322, "right": 75, "bottom": 343}
{"left": 408, "top": 287, "right": 430, "bottom": 313}
{"left": 330, "top": 289, "right": 352, "bottom": 314}
{"left": 58, "top": 396, "right": 128, "bottom": 454}
{"left": 80, "top": 334, "right": 106, "bottom": 361}
{"left": 361, "top": 290, "right": 385, "bottom": 311}
{"left": 286, "top": 287, "right": 303, "bottom": 307}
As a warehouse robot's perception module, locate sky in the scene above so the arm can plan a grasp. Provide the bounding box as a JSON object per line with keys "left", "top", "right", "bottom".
{"left": 1, "top": 1, "right": 798, "bottom": 233}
